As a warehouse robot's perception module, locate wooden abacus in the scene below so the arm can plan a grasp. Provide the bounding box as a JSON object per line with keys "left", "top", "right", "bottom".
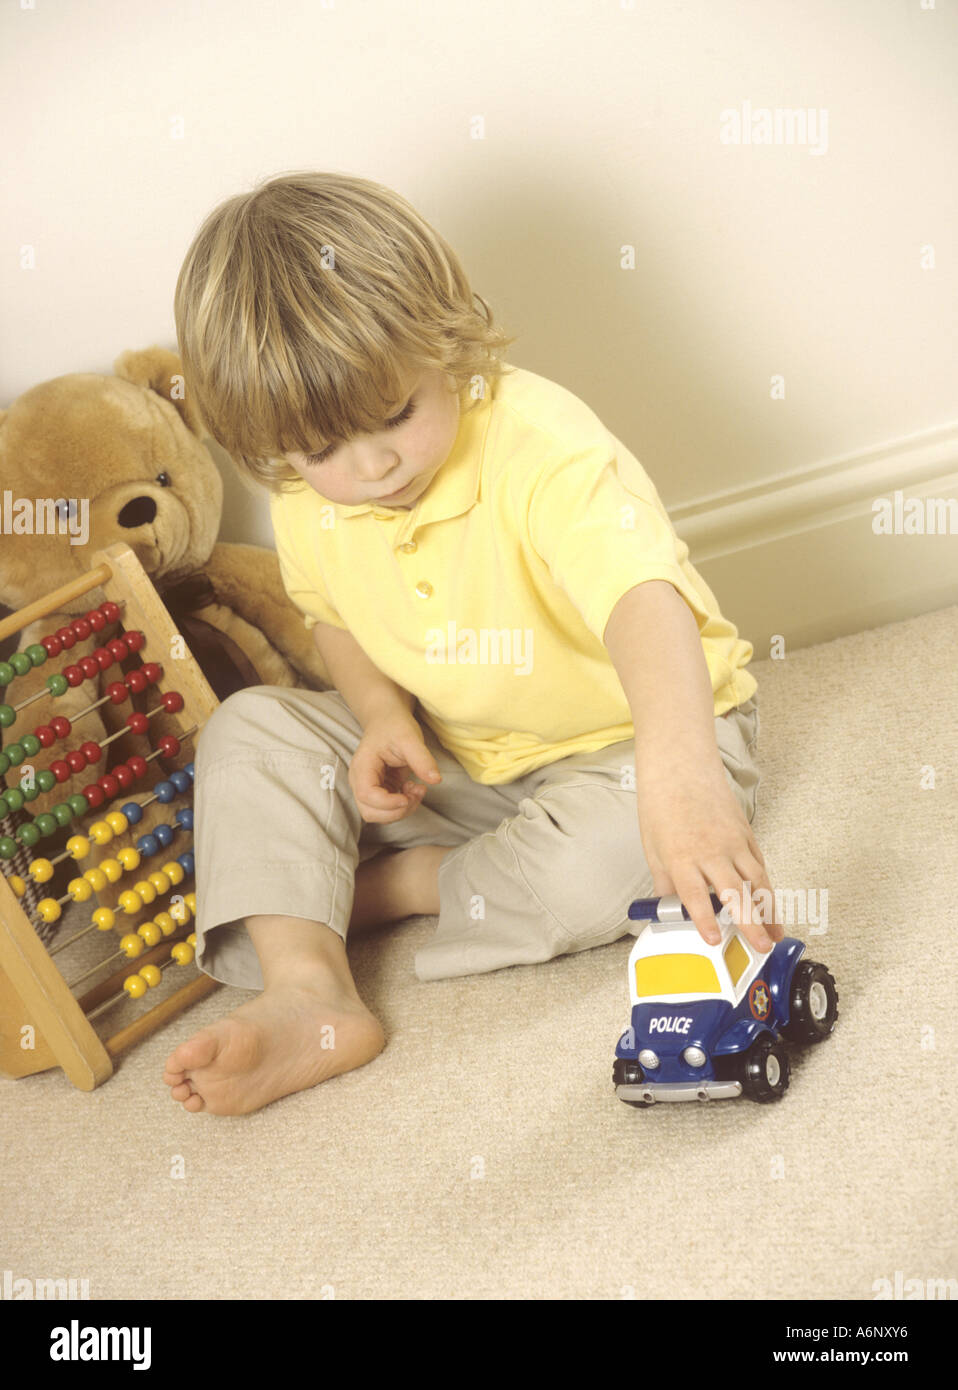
{"left": 0, "top": 543, "right": 220, "bottom": 1090}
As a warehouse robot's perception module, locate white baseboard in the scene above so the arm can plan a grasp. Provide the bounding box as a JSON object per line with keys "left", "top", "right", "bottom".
{"left": 670, "top": 423, "right": 958, "bottom": 654}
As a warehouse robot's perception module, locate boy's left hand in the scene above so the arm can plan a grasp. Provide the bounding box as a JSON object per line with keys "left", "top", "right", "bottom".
{"left": 634, "top": 759, "right": 781, "bottom": 954}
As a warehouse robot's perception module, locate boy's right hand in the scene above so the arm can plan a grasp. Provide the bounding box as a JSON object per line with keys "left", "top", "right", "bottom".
{"left": 349, "top": 710, "right": 442, "bottom": 823}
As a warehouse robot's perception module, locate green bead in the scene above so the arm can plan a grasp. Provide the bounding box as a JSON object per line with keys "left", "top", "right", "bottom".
{"left": 0, "top": 752, "right": 9, "bottom": 775}
{"left": 10, "top": 652, "right": 32, "bottom": 676}
{"left": 3, "top": 788, "right": 25, "bottom": 813}
{"left": 18, "top": 779, "right": 39, "bottom": 803}
{"left": 25, "top": 644, "right": 47, "bottom": 667}
{"left": 0, "top": 705, "right": 15, "bottom": 729}
{"left": 0, "top": 661, "right": 15, "bottom": 687}
{"left": 34, "top": 814, "right": 58, "bottom": 838}
{"left": 20, "top": 733, "right": 41, "bottom": 757}
{"left": 52, "top": 803, "right": 74, "bottom": 827}
{"left": 67, "top": 793, "right": 89, "bottom": 816}
{"left": 16, "top": 823, "right": 40, "bottom": 849}
{"left": 45, "top": 673, "right": 69, "bottom": 697}
{"left": 38, "top": 770, "right": 57, "bottom": 793}
{"left": 4, "top": 744, "right": 24, "bottom": 767}
{"left": 0, "top": 836, "right": 18, "bottom": 860}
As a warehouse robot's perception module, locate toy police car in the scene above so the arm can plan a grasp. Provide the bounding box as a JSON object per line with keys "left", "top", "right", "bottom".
{"left": 613, "top": 894, "right": 838, "bottom": 1105}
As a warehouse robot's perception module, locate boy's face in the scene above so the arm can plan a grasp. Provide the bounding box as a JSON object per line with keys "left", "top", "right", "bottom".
{"left": 284, "top": 368, "right": 461, "bottom": 509}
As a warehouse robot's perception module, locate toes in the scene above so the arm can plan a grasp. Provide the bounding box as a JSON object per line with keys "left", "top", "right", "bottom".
{"left": 166, "top": 1027, "right": 221, "bottom": 1074}
{"left": 168, "top": 1081, "right": 194, "bottom": 1101}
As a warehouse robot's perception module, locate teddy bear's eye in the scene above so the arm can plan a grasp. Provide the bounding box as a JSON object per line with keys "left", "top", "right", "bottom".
{"left": 155, "top": 472, "right": 172, "bottom": 488}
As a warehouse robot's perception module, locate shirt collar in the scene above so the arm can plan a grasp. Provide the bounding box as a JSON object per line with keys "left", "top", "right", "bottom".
{"left": 328, "top": 387, "right": 491, "bottom": 527}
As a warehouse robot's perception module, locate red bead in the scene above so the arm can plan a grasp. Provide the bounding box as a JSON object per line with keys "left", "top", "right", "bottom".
{"left": 70, "top": 618, "right": 92, "bottom": 641}
{"left": 84, "top": 608, "right": 106, "bottom": 633}
{"left": 81, "top": 783, "right": 104, "bottom": 809}
{"left": 65, "top": 748, "right": 88, "bottom": 773}
{"left": 127, "top": 754, "right": 148, "bottom": 779}
{"left": 105, "top": 681, "right": 128, "bottom": 705}
{"left": 126, "top": 712, "right": 149, "bottom": 735}
{"left": 140, "top": 663, "right": 162, "bottom": 686}
{"left": 50, "top": 716, "right": 72, "bottom": 738}
{"left": 41, "top": 634, "right": 62, "bottom": 658}
{"left": 55, "top": 627, "right": 77, "bottom": 650}
{"left": 125, "top": 669, "right": 147, "bottom": 694}
{"left": 162, "top": 691, "right": 185, "bottom": 714}
{"left": 63, "top": 665, "right": 83, "bottom": 687}
{"left": 106, "top": 638, "right": 129, "bottom": 661}
{"left": 96, "top": 773, "right": 119, "bottom": 797}
{"left": 90, "top": 647, "right": 113, "bottom": 672}
{"left": 124, "top": 631, "right": 145, "bottom": 653}
{"left": 79, "top": 741, "right": 102, "bottom": 765}
{"left": 157, "top": 735, "right": 180, "bottom": 759}
{"left": 77, "top": 656, "right": 99, "bottom": 680}
{"left": 50, "top": 760, "right": 72, "bottom": 783}
{"left": 113, "top": 763, "right": 135, "bottom": 790}
{"left": 99, "top": 601, "right": 120, "bottom": 623}
{"left": 34, "top": 725, "right": 57, "bottom": 748}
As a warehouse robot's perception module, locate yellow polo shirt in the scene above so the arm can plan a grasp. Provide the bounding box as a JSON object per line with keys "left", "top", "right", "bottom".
{"left": 269, "top": 365, "right": 757, "bottom": 784}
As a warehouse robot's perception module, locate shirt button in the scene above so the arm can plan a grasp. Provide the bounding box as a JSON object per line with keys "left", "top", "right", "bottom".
{"left": 415, "top": 580, "right": 432, "bottom": 599}
{"left": 398, "top": 541, "right": 417, "bottom": 553}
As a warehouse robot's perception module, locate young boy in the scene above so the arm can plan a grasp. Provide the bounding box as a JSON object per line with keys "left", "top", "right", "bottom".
{"left": 163, "top": 170, "right": 778, "bottom": 1116}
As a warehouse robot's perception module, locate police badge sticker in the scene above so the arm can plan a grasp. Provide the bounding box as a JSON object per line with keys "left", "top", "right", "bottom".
{"left": 749, "top": 979, "right": 771, "bottom": 1021}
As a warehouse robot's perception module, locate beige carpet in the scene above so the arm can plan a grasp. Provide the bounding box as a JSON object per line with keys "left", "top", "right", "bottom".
{"left": 4, "top": 605, "right": 957, "bottom": 1301}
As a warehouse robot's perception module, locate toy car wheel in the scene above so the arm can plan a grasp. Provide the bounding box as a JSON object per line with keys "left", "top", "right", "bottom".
{"left": 739, "top": 1034, "right": 790, "bottom": 1103}
{"left": 612, "top": 1058, "right": 644, "bottom": 1087}
{"left": 780, "top": 961, "right": 839, "bottom": 1044}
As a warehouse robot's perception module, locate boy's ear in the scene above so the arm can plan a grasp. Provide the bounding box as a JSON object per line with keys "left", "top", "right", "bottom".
{"left": 113, "top": 345, "right": 208, "bottom": 439}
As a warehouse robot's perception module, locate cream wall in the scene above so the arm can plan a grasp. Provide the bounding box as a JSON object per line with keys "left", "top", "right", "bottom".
{"left": 2, "top": 0, "right": 956, "bottom": 650}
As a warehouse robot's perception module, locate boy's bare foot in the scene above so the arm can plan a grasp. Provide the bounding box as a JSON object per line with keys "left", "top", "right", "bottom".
{"left": 163, "top": 920, "right": 384, "bottom": 1116}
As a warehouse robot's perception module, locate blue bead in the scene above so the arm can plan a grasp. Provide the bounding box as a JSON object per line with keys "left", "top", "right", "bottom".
{"left": 154, "top": 780, "right": 176, "bottom": 803}
{"left": 155, "top": 823, "right": 175, "bottom": 848}
{"left": 121, "top": 801, "right": 144, "bottom": 826}
{"left": 136, "top": 834, "right": 159, "bottom": 857}
{"left": 184, "top": 763, "right": 195, "bottom": 781}
{"left": 170, "top": 769, "right": 191, "bottom": 793}
{"left": 175, "top": 807, "right": 194, "bottom": 831}
{"left": 178, "top": 851, "right": 195, "bottom": 876}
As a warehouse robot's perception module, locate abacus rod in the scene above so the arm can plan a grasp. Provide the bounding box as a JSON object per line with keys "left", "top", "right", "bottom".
{"left": 0, "top": 564, "right": 114, "bottom": 644}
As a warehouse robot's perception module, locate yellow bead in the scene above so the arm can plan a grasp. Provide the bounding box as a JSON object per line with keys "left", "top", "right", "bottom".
{"left": 138, "top": 921, "right": 161, "bottom": 947}
{"left": 66, "top": 834, "right": 91, "bottom": 861}
{"left": 105, "top": 811, "right": 128, "bottom": 835}
{"left": 133, "top": 879, "right": 157, "bottom": 905}
{"left": 153, "top": 911, "right": 176, "bottom": 937}
{"left": 161, "top": 861, "right": 184, "bottom": 887}
{"left": 36, "top": 898, "right": 62, "bottom": 924}
{"left": 171, "top": 941, "right": 194, "bottom": 965}
{"left": 119, "top": 933, "right": 144, "bottom": 958}
{"left": 8, "top": 875, "right": 26, "bottom": 898}
{"left": 92, "top": 907, "right": 115, "bottom": 931}
{"left": 117, "top": 846, "right": 140, "bottom": 871}
{"left": 88, "top": 821, "right": 113, "bottom": 846}
{"left": 185, "top": 893, "right": 197, "bottom": 915}
{"left": 118, "top": 890, "right": 143, "bottom": 915}
{"left": 139, "top": 964, "right": 162, "bottom": 988}
{"left": 147, "top": 871, "right": 172, "bottom": 895}
{"left": 123, "top": 975, "right": 147, "bottom": 999}
{"left": 187, "top": 933, "right": 197, "bottom": 947}
{"left": 99, "top": 858, "right": 123, "bottom": 884}
{"left": 29, "top": 858, "right": 55, "bottom": 884}
{"left": 83, "top": 867, "right": 107, "bottom": 892}
{"left": 68, "top": 877, "right": 93, "bottom": 903}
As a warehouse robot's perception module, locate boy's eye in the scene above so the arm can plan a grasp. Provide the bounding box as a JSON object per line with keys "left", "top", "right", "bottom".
{"left": 304, "top": 399, "right": 415, "bottom": 467}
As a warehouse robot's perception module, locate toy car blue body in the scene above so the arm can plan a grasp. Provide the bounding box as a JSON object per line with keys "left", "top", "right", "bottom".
{"left": 613, "top": 895, "right": 838, "bottom": 1105}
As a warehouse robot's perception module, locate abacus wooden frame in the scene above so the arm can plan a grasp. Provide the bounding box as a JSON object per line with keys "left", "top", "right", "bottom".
{"left": 0, "top": 543, "right": 220, "bottom": 1090}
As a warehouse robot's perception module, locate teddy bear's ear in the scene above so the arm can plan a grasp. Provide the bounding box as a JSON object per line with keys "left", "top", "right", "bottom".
{"left": 113, "top": 345, "right": 208, "bottom": 440}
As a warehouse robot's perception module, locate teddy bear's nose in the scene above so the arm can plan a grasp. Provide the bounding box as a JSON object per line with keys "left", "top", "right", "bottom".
{"left": 117, "top": 496, "right": 158, "bottom": 529}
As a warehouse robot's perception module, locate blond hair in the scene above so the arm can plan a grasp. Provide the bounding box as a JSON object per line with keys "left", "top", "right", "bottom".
{"left": 173, "top": 170, "right": 518, "bottom": 492}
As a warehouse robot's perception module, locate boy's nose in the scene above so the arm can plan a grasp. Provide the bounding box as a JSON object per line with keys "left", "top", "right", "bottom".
{"left": 117, "top": 496, "right": 158, "bottom": 528}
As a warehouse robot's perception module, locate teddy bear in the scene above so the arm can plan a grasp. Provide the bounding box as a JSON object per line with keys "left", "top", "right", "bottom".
{"left": 0, "top": 346, "right": 332, "bottom": 934}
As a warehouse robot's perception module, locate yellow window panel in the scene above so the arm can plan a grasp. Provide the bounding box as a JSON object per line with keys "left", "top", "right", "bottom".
{"left": 724, "top": 934, "right": 750, "bottom": 986}
{"left": 635, "top": 953, "right": 722, "bottom": 997}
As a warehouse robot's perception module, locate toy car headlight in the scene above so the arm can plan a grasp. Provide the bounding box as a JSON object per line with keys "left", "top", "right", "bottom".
{"left": 682, "top": 1046, "right": 707, "bottom": 1068}
{"left": 638, "top": 1049, "right": 659, "bottom": 1069}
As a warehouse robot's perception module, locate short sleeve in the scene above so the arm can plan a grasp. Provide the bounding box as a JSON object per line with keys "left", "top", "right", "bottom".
{"left": 526, "top": 448, "right": 713, "bottom": 643}
{"left": 269, "top": 492, "right": 348, "bottom": 632}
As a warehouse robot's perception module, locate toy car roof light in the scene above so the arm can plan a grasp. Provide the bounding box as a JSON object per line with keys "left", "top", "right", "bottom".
{"left": 628, "top": 893, "right": 729, "bottom": 926}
